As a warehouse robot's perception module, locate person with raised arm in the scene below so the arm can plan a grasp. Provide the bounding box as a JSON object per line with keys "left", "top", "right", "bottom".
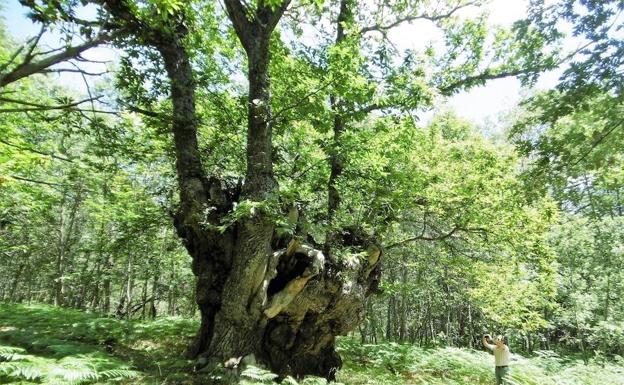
{"left": 482, "top": 334, "right": 510, "bottom": 385}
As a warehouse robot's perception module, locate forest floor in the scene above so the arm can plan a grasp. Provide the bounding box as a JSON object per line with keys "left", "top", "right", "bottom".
{"left": 0, "top": 303, "right": 622, "bottom": 385}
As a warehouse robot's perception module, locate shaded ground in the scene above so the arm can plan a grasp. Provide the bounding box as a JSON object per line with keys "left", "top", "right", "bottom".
{"left": 1, "top": 303, "right": 623, "bottom": 385}
{"left": 0, "top": 303, "right": 201, "bottom": 384}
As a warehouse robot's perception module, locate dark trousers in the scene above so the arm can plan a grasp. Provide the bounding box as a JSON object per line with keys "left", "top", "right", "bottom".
{"left": 495, "top": 366, "right": 509, "bottom": 385}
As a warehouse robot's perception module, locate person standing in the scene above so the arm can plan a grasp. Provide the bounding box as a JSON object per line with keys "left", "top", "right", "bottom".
{"left": 482, "top": 334, "right": 510, "bottom": 385}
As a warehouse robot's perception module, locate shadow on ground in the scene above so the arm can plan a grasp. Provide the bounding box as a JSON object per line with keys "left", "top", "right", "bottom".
{"left": 0, "top": 302, "right": 203, "bottom": 384}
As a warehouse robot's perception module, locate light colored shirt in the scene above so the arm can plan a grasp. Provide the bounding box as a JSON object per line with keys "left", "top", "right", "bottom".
{"left": 485, "top": 343, "right": 510, "bottom": 366}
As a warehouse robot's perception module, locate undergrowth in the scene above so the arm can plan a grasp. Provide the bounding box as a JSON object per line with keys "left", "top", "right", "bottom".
{"left": 335, "top": 337, "right": 624, "bottom": 385}
{"left": 0, "top": 302, "right": 197, "bottom": 384}
{"left": 1, "top": 303, "right": 623, "bottom": 384}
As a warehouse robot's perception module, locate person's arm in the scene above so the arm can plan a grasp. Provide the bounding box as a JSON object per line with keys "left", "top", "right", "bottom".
{"left": 482, "top": 334, "right": 495, "bottom": 350}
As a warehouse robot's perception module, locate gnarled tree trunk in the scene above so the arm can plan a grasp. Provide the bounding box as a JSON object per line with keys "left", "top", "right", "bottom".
{"left": 100, "top": 0, "right": 382, "bottom": 379}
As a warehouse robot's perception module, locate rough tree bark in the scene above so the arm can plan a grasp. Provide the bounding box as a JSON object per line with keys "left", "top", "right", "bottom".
{"left": 98, "top": 0, "right": 382, "bottom": 379}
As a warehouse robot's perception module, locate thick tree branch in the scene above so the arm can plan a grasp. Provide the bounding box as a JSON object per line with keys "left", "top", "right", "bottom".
{"left": 223, "top": 0, "right": 291, "bottom": 52}
{"left": 385, "top": 225, "right": 488, "bottom": 250}
{"left": 570, "top": 116, "right": 624, "bottom": 167}
{"left": 97, "top": 0, "right": 209, "bottom": 198}
{"left": 223, "top": 0, "right": 255, "bottom": 50}
{"left": 439, "top": 67, "right": 542, "bottom": 95}
{"left": 360, "top": 1, "right": 479, "bottom": 35}
{"left": 40, "top": 68, "right": 109, "bottom": 76}
{"left": 258, "top": 0, "right": 291, "bottom": 34}
{"left": 8, "top": 174, "right": 65, "bottom": 188}
{"left": 0, "top": 34, "right": 114, "bottom": 87}
{"left": 271, "top": 78, "right": 334, "bottom": 123}
{"left": 325, "top": 0, "right": 354, "bottom": 255}
{"left": 0, "top": 95, "right": 104, "bottom": 113}
{"left": 122, "top": 103, "right": 163, "bottom": 118}
{"left": 347, "top": 102, "right": 383, "bottom": 116}
{"left": 0, "top": 138, "right": 73, "bottom": 162}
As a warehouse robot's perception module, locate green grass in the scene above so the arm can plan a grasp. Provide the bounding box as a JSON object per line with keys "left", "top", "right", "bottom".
{"left": 1, "top": 303, "right": 623, "bottom": 385}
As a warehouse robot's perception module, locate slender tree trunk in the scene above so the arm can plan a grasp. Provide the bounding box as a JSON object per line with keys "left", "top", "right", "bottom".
{"left": 385, "top": 266, "right": 396, "bottom": 341}
{"left": 141, "top": 273, "right": 149, "bottom": 319}
{"left": 399, "top": 257, "right": 408, "bottom": 342}
{"left": 54, "top": 187, "right": 82, "bottom": 307}
{"left": 103, "top": 253, "right": 112, "bottom": 314}
{"left": 468, "top": 303, "right": 474, "bottom": 348}
{"left": 168, "top": 256, "right": 176, "bottom": 316}
{"left": 125, "top": 253, "right": 135, "bottom": 317}
{"left": 90, "top": 256, "right": 102, "bottom": 311}
{"left": 91, "top": 185, "right": 108, "bottom": 311}
{"left": 54, "top": 191, "right": 68, "bottom": 306}
{"left": 9, "top": 259, "right": 27, "bottom": 302}
{"left": 150, "top": 263, "right": 160, "bottom": 318}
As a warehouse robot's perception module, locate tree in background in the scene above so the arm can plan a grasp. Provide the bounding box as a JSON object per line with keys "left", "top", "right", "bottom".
{"left": 0, "top": 47, "right": 195, "bottom": 317}
{"left": 508, "top": 0, "right": 624, "bottom": 359}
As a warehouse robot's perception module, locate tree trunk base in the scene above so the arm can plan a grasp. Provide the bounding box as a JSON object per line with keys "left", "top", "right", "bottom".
{"left": 187, "top": 238, "right": 381, "bottom": 380}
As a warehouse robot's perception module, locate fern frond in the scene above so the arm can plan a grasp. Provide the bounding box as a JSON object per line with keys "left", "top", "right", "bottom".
{"left": 282, "top": 375, "right": 300, "bottom": 385}
{"left": 0, "top": 346, "right": 26, "bottom": 354}
{"left": 99, "top": 368, "right": 141, "bottom": 381}
{"left": 50, "top": 364, "right": 99, "bottom": 383}
{"left": 0, "top": 361, "right": 44, "bottom": 380}
{"left": 241, "top": 365, "right": 279, "bottom": 382}
{"left": 301, "top": 377, "right": 329, "bottom": 385}
{"left": 0, "top": 345, "right": 27, "bottom": 362}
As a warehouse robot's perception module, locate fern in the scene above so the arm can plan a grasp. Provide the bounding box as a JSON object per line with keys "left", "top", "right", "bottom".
{"left": 301, "top": 377, "right": 331, "bottom": 385}
{"left": 0, "top": 361, "right": 44, "bottom": 380}
{"left": 50, "top": 364, "right": 99, "bottom": 384}
{"left": 99, "top": 367, "right": 141, "bottom": 381}
{"left": 0, "top": 344, "right": 140, "bottom": 384}
{"left": 239, "top": 366, "right": 333, "bottom": 385}
{"left": 240, "top": 365, "right": 279, "bottom": 383}
{"left": 282, "top": 375, "right": 300, "bottom": 385}
{"left": 0, "top": 345, "right": 27, "bottom": 362}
